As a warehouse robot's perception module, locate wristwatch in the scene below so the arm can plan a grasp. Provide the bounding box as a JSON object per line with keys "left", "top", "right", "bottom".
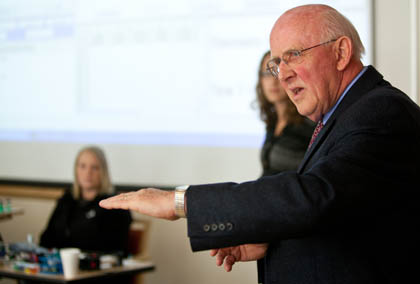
{"left": 174, "top": 185, "right": 189, "bottom": 218}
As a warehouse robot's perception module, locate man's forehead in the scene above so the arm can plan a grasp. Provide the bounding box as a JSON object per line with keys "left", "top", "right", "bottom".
{"left": 270, "top": 32, "right": 303, "bottom": 57}
{"left": 270, "top": 19, "right": 320, "bottom": 56}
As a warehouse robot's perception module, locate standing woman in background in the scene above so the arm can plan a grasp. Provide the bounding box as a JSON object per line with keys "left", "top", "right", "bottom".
{"left": 40, "top": 146, "right": 132, "bottom": 256}
{"left": 255, "top": 50, "right": 315, "bottom": 177}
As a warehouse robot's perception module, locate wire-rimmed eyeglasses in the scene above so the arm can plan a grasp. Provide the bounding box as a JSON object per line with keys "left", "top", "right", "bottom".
{"left": 266, "top": 39, "right": 337, "bottom": 78}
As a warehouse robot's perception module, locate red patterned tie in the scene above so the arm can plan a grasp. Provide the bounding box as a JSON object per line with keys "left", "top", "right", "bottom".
{"left": 308, "top": 120, "right": 324, "bottom": 149}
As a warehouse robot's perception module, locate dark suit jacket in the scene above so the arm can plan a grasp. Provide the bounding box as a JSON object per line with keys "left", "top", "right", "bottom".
{"left": 186, "top": 66, "right": 420, "bottom": 284}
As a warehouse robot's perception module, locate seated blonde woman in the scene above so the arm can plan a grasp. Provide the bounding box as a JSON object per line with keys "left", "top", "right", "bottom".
{"left": 40, "top": 146, "right": 132, "bottom": 256}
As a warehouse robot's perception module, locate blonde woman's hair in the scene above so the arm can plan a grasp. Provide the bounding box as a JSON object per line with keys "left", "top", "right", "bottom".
{"left": 72, "top": 146, "right": 113, "bottom": 199}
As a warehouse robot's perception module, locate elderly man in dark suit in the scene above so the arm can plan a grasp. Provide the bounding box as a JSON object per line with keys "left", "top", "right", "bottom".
{"left": 100, "top": 4, "right": 420, "bottom": 284}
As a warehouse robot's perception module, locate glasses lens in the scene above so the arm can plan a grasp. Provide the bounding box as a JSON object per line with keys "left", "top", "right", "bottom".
{"left": 283, "top": 50, "right": 302, "bottom": 65}
{"left": 266, "top": 58, "right": 280, "bottom": 77}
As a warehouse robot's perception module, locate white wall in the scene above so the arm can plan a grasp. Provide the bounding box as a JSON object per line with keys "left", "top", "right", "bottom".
{"left": 0, "top": 141, "right": 261, "bottom": 187}
{"left": 1, "top": 1, "right": 420, "bottom": 284}
{"left": 374, "top": 0, "right": 419, "bottom": 102}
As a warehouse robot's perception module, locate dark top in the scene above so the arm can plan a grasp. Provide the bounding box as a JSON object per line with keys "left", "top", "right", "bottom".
{"left": 186, "top": 66, "right": 420, "bottom": 284}
{"left": 40, "top": 189, "right": 132, "bottom": 255}
{"left": 261, "top": 119, "right": 315, "bottom": 176}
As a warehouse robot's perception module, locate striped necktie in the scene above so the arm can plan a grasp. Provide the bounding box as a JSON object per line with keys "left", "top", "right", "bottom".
{"left": 308, "top": 120, "right": 324, "bottom": 149}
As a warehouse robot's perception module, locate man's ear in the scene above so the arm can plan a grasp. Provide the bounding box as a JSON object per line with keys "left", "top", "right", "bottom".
{"left": 334, "top": 36, "right": 352, "bottom": 71}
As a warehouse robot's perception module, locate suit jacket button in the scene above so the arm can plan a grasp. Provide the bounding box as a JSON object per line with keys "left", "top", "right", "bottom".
{"left": 211, "top": 224, "right": 218, "bottom": 231}
{"left": 218, "top": 223, "right": 225, "bottom": 231}
{"left": 226, "top": 222, "right": 233, "bottom": 231}
{"left": 203, "top": 224, "right": 210, "bottom": 232}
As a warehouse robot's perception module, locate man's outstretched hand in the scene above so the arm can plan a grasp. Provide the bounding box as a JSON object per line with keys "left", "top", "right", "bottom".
{"left": 101, "top": 188, "right": 268, "bottom": 272}
{"left": 99, "top": 188, "right": 178, "bottom": 220}
{"left": 210, "top": 243, "right": 268, "bottom": 272}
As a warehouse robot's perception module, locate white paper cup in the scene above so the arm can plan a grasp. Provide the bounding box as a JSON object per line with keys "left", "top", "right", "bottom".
{"left": 60, "top": 248, "right": 81, "bottom": 278}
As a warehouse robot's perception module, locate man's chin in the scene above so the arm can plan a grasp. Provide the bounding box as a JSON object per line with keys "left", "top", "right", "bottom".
{"left": 296, "top": 107, "right": 318, "bottom": 122}
{"left": 295, "top": 105, "right": 308, "bottom": 116}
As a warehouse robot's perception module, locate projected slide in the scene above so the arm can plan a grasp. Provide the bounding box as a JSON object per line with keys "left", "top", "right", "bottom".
{"left": 0, "top": 0, "right": 372, "bottom": 147}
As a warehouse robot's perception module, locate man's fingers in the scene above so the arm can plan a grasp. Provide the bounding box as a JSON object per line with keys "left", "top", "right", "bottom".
{"left": 215, "top": 250, "right": 228, "bottom": 266}
{"left": 99, "top": 192, "right": 135, "bottom": 209}
{"left": 224, "top": 255, "right": 236, "bottom": 272}
{"left": 99, "top": 188, "right": 178, "bottom": 221}
{"left": 215, "top": 254, "right": 224, "bottom": 266}
{"left": 211, "top": 248, "right": 237, "bottom": 271}
{"left": 99, "top": 194, "right": 122, "bottom": 208}
{"left": 210, "top": 249, "right": 218, "bottom": 257}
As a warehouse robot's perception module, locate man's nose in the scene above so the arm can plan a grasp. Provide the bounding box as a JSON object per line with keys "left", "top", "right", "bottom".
{"left": 277, "top": 61, "right": 294, "bottom": 82}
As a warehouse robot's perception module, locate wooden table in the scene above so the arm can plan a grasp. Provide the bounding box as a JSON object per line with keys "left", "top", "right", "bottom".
{"left": 0, "top": 260, "right": 155, "bottom": 283}
{"left": 0, "top": 208, "right": 24, "bottom": 221}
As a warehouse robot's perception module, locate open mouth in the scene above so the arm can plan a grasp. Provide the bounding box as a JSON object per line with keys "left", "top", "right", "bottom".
{"left": 291, "top": 87, "right": 304, "bottom": 95}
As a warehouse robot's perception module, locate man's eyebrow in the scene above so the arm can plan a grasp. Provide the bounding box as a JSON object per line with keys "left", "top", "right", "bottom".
{"left": 270, "top": 47, "right": 298, "bottom": 59}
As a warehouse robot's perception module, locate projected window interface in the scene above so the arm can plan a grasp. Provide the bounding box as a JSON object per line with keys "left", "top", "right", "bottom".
{"left": 0, "top": 0, "right": 372, "bottom": 146}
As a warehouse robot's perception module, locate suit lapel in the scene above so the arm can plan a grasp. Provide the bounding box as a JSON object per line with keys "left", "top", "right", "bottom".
{"left": 298, "top": 119, "right": 335, "bottom": 173}
{"left": 297, "top": 65, "right": 384, "bottom": 173}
